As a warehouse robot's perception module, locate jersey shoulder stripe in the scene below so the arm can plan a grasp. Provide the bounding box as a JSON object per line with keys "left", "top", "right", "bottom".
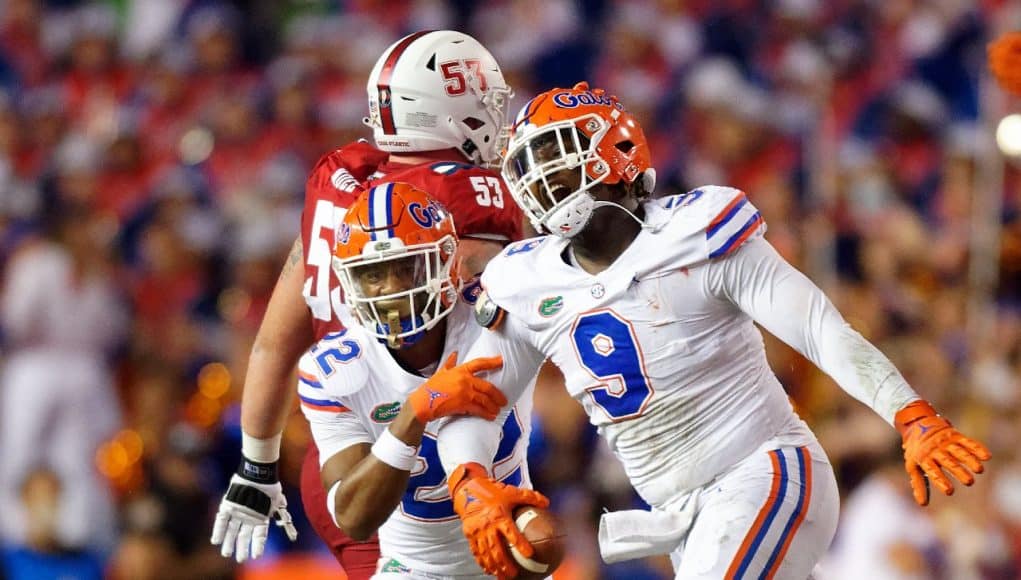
{"left": 709, "top": 211, "right": 765, "bottom": 258}
{"left": 298, "top": 370, "right": 322, "bottom": 389}
{"left": 707, "top": 191, "right": 749, "bottom": 238}
{"left": 683, "top": 186, "right": 766, "bottom": 259}
{"left": 298, "top": 394, "right": 351, "bottom": 413}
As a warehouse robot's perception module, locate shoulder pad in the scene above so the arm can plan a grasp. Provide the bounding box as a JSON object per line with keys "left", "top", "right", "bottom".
{"left": 477, "top": 236, "right": 558, "bottom": 327}
{"left": 296, "top": 351, "right": 352, "bottom": 414}
{"left": 308, "top": 142, "right": 388, "bottom": 193}
{"left": 502, "top": 236, "right": 548, "bottom": 257}
{"left": 303, "top": 331, "right": 371, "bottom": 397}
{"left": 690, "top": 186, "right": 766, "bottom": 259}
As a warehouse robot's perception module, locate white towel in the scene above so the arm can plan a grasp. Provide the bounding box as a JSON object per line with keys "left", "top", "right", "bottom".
{"left": 597, "top": 496, "right": 698, "bottom": 564}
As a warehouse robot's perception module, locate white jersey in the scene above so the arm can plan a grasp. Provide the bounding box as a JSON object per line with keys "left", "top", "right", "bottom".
{"left": 297, "top": 300, "right": 534, "bottom": 577}
{"left": 443, "top": 186, "right": 918, "bottom": 510}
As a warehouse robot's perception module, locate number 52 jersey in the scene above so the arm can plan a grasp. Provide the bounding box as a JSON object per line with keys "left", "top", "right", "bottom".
{"left": 297, "top": 300, "right": 534, "bottom": 576}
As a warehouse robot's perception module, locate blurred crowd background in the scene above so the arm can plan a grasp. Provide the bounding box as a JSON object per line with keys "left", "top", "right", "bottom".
{"left": 1, "top": 0, "right": 1020, "bottom": 579}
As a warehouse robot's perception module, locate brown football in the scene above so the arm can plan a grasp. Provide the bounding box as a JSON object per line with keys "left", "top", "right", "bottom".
{"left": 507, "top": 505, "right": 566, "bottom": 580}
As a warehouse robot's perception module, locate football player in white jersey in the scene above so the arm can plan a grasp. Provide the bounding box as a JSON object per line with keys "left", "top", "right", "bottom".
{"left": 297, "top": 181, "right": 545, "bottom": 578}
{"left": 433, "top": 82, "right": 992, "bottom": 580}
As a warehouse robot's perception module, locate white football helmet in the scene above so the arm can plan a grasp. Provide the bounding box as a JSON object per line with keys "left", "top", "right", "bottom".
{"left": 365, "top": 30, "right": 512, "bottom": 166}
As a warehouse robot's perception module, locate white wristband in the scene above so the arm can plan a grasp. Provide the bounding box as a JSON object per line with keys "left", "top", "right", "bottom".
{"left": 326, "top": 479, "right": 343, "bottom": 528}
{"left": 371, "top": 428, "right": 419, "bottom": 471}
{"left": 242, "top": 432, "right": 282, "bottom": 463}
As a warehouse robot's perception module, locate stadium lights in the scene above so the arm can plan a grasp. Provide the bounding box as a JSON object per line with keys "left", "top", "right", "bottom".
{"left": 995, "top": 113, "right": 1021, "bottom": 157}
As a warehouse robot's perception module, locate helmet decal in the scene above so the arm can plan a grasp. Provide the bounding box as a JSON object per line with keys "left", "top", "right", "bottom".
{"left": 368, "top": 182, "right": 396, "bottom": 241}
{"left": 375, "top": 30, "right": 432, "bottom": 135}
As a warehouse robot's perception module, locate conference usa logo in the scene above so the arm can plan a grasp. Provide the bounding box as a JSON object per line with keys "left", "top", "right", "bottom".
{"left": 552, "top": 90, "right": 625, "bottom": 110}
{"left": 408, "top": 200, "right": 447, "bottom": 228}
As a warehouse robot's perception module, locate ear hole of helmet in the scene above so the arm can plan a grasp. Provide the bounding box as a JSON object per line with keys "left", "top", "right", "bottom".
{"left": 462, "top": 117, "right": 485, "bottom": 130}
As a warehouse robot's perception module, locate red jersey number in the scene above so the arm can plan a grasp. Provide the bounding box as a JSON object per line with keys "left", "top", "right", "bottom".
{"left": 470, "top": 175, "right": 504, "bottom": 208}
{"left": 303, "top": 199, "right": 346, "bottom": 324}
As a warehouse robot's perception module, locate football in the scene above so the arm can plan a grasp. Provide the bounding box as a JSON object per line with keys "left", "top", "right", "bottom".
{"left": 507, "top": 505, "right": 566, "bottom": 580}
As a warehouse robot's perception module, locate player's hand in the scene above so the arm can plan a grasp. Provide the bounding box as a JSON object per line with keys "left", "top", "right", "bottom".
{"left": 449, "top": 462, "right": 550, "bottom": 579}
{"left": 407, "top": 352, "right": 507, "bottom": 424}
{"left": 211, "top": 459, "right": 298, "bottom": 562}
{"left": 895, "top": 400, "right": 991, "bottom": 506}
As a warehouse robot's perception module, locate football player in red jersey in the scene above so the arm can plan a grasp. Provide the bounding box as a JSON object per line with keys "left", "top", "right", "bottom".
{"left": 210, "top": 31, "right": 523, "bottom": 578}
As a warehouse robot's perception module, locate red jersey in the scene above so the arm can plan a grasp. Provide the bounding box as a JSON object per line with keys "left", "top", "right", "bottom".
{"left": 300, "top": 141, "right": 523, "bottom": 339}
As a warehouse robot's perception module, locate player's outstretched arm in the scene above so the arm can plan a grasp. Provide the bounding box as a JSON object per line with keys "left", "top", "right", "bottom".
{"left": 211, "top": 237, "right": 313, "bottom": 562}
{"left": 707, "top": 236, "right": 991, "bottom": 504}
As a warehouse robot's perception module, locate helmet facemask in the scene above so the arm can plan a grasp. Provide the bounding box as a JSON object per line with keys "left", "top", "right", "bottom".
{"left": 448, "top": 75, "right": 512, "bottom": 167}
{"left": 502, "top": 114, "right": 613, "bottom": 237}
{"left": 334, "top": 237, "right": 457, "bottom": 349}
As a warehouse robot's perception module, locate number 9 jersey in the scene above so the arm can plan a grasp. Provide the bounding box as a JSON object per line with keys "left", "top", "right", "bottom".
{"left": 300, "top": 140, "right": 524, "bottom": 340}
{"left": 468, "top": 185, "right": 918, "bottom": 510}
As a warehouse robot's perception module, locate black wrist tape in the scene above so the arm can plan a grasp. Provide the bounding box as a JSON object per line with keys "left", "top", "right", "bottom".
{"left": 237, "top": 456, "right": 279, "bottom": 484}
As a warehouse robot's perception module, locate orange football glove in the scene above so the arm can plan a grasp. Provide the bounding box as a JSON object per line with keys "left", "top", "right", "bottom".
{"left": 407, "top": 352, "right": 506, "bottom": 424}
{"left": 895, "top": 400, "right": 991, "bottom": 506}
{"left": 449, "top": 462, "right": 550, "bottom": 579}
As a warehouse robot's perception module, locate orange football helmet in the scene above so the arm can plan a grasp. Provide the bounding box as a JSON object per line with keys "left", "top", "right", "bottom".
{"left": 501, "top": 82, "right": 655, "bottom": 237}
{"left": 333, "top": 182, "right": 459, "bottom": 348}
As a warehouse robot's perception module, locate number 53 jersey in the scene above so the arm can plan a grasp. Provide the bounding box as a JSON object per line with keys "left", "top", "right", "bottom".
{"left": 297, "top": 300, "right": 534, "bottom": 577}
{"left": 474, "top": 185, "right": 916, "bottom": 509}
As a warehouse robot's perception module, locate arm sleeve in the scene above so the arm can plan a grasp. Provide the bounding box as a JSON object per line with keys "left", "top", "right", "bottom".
{"left": 704, "top": 237, "right": 919, "bottom": 424}
{"left": 436, "top": 314, "right": 545, "bottom": 473}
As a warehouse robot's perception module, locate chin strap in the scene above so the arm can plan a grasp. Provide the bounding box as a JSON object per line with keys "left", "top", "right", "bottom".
{"left": 584, "top": 168, "right": 659, "bottom": 232}
{"left": 591, "top": 200, "right": 657, "bottom": 231}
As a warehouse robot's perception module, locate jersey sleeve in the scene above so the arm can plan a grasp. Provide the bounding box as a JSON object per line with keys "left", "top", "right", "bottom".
{"left": 305, "top": 141, "right": 389, "bottom": 201}
{"left": 436, "top": 304, "right": 545, "bottom": 473}
{"left": 704, "top": 236, "right": 920, "bottom": 424}
{"left": 688, "top": 186, "right": 767, "bottom": 259}
{"left": 473, "top": 236, "right": 552, "bottom": 328}
{"left": 420, "top": 164, "right": 523, "bottom": 243}
{"left": 302, "top": 141, "right": 391, "bottom": 246}
{"left": 297, "top": 350, "right": 374, "bottom": 466}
